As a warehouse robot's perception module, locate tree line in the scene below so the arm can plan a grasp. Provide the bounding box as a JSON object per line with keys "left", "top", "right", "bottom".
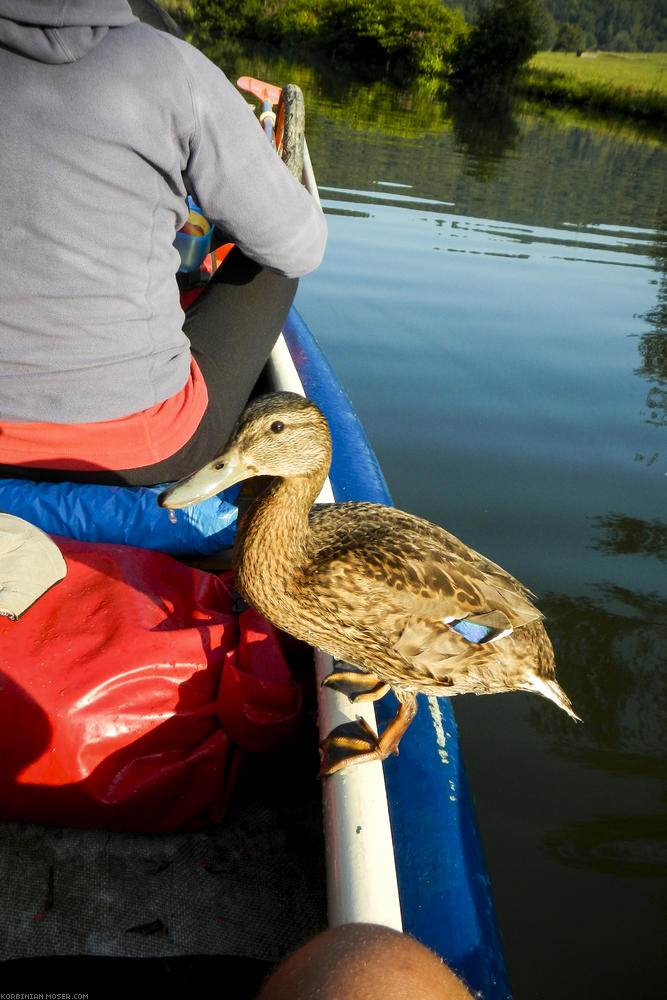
{"left": 190, "top": 2, "right": 666, "bottom": 85}
{"left": 192, "top": 0, "right": 468, "bottom": 78}
{"left": 454, "top": 0, "right": 666, "bottom": 53}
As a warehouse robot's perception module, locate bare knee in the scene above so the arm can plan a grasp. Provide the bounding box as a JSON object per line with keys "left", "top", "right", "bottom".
{"left": 256, "top": 922, "right": 474, "bottom": 1000}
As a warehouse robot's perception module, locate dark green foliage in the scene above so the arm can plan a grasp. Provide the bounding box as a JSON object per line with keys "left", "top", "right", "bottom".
{"left": 451, "top": 0, "right": 545, "bottom": 86}
{"left": 310, "top": 0, "right": 468, "bottom": 76}
{"left": 454, "top": 0, "right": 666, "bottom": 51}
{"left": 538, "top": 0, "right": 665, "bottom": 52}
{"left": 553, "top": 22, "right": 586, "bottom": 53}
{"left": 192, "top": 0, "right": 468, "bottom": 78}
{"left": 539, "top": 8, "right": 558, "bottom": 49}
{"left": 192, "top": 0, "right": 262, "bottom": 39}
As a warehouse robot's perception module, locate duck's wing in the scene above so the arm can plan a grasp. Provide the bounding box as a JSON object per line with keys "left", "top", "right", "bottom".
{"left": 306, "top": 504, "right": 578, "bottom": 716}
{"left": 308, "top": 502, "right": 541, "bottom": 632}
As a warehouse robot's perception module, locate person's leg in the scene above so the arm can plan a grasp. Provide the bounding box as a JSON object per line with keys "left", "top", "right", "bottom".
{"left": 183, "top": 245, "right": 297, "bottom": 456}
{"left": 255, "top": 924, "right": 474, "bottom": 1000}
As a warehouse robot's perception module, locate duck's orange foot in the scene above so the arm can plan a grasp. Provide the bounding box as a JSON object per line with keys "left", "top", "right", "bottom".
{"left": 319, "top": 718, "right": 385, "bottom": 775}
{"left": 319, "top": 696, "right": 419, "bottom": 777}
{"left": 322, "top": 665, "right": 390, "bottom": 703}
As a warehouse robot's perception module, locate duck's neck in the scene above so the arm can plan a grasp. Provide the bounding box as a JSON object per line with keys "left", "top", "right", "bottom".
{"left": 232, "top": 471, "right": 323, "bottom": 612}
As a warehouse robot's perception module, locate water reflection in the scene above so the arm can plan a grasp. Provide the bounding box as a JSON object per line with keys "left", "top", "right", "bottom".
{"left": 198, "top": 37, "right": 455, "bottom": 138}
{"left": 589, "top": 514, "right": 667, "bottom": 561}
{"left": 545, "top": 813, "right": 667, "bottom": 878}
{"left": 445, "top": 86, "right": 521, "bottom": 181}
{"left": 636, "top": 219, "right": 667, "bottom": 427}
{"left": 538, "top": 588, "right": 665, "bottom": 757}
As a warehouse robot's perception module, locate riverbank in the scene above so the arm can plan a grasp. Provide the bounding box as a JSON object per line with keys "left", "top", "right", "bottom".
{"left": 159, "top": 3, "right": 665, "bottom": 132}
{"left": 517, "top": 52, "right": 667, "bottom": 129}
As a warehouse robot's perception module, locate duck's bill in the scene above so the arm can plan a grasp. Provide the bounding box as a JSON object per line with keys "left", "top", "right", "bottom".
{"left": 157, "top": 446, "right": 252, "bottom": 509}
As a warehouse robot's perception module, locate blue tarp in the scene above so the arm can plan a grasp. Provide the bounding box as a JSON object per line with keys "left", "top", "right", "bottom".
{"left": 0, "top": 479, "right": 239, "bottom": 556}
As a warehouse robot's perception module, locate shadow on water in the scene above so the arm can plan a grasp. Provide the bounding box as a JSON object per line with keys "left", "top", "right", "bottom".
{"left": 537, "top": 587, "right": 666, "bottom": 759}
{"left": 533, "top": 583, "right": 667, "bottom": 882}
{"left": 544, "top": 813, "right": 667, "bottom": 879}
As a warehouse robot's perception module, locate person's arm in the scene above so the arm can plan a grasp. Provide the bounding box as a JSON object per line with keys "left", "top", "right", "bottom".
{"left": 168, "top": 38, "right": 327, "bottom": 278}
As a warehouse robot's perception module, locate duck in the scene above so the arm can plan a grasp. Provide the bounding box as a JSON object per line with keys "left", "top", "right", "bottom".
{"left": 158, "top": 391, "right": 580, "bottom": 774}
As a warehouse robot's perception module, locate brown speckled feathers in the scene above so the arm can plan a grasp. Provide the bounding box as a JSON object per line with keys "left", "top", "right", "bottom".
{"left": 159, "top": 392, "right": 580, "bottom": 772}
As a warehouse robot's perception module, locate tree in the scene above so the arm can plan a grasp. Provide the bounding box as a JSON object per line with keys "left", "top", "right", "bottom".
{"left": 451, "top": 0, "right": 546, "bottom": 86}
{"left": 539, "top": 8, "right": 558, "bottom": 50}
{"left": 315, "top": 0, "right": 467, "bottom": 76}
{"left": 192, "top": 0, "right": 265, "bottom": 40}
{"left": 553, "top": 22, "right": 587, "bottom": 53}
{"left": 609, "top": 29, "right": 633, "bottom": 52}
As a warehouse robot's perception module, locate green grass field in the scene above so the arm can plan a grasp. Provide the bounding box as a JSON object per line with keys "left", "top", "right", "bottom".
{"left": 521, "top": 51, "right": 667, "bottom": 128}
{"left": 530, "top": 51, "right": 667, "bottom": 97}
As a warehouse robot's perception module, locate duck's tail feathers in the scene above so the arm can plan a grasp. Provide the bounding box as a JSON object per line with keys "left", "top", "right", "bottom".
{"left": 530, "top": 676, "right": 582, "bottom": 723}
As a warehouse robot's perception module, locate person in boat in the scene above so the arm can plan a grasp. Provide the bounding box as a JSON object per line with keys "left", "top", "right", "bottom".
{"left": 0, "top": 0, "right": 326, "bottom": 487}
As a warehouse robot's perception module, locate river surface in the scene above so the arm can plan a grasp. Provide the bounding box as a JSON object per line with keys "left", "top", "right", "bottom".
{"left": 211, "top": 43, "right": 666, "bottom": 1000}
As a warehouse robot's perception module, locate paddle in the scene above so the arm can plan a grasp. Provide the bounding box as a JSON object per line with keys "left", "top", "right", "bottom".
{"left": 237, "top": 75, "right": 282, "bottom": 146}
{"left": 237, "top": 76, "right": 307, "bottom": 182}
{"left": 237, "top": 76, "right": 282, "bottom": 106}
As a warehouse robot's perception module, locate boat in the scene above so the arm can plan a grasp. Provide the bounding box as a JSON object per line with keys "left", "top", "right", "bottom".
{"left": 0, "top": 14, "right": 511, "bottom": 998}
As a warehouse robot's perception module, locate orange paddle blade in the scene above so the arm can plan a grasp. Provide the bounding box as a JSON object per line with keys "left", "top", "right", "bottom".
{"left": 237, "top": 76, "right": 282, "bottom": 106}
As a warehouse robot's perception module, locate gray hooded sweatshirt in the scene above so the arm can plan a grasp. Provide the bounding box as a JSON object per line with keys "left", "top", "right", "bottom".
{"left": 0, "top": 0, "right": 327, "bottom": 423}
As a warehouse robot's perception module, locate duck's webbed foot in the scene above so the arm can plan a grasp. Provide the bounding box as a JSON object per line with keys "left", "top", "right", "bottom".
{"left": 319, "top": 696, "right": 418, "bottom": 776}
{"left": 322, "top": 664, "right": 390, "bottom": 703}
{"left": 319, "top": 717, "right": 380, "bottom": 774}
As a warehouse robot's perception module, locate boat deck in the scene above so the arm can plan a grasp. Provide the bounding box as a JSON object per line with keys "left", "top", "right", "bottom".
{"left": 0, "top": 667, "right": 327, "bottom": 977}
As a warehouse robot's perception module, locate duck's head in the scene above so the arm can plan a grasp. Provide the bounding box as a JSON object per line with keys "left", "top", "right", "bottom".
{"left": 158, "top": 392, "right": 332, "bottom": 508}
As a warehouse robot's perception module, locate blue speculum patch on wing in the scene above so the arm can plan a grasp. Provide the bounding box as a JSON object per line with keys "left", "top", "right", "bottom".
{"left": 450, "top": 610, "right": 513, "bottom": 644}
{"left": 451, "top": 619, "right": 496, "bottom": 643}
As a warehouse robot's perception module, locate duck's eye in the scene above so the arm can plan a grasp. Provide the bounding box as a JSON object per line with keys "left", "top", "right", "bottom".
{"left": 270, "top": 420, "right": 285, "bottom": 434}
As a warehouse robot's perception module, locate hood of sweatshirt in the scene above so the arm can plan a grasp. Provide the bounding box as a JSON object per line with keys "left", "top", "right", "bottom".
{"left": 0, "top": 0, "right": 137, "bottom": 63}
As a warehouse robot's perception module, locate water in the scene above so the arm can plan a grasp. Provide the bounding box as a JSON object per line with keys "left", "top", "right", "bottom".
{"left": 215, "top": 44, "right": 666, "bottom": 999}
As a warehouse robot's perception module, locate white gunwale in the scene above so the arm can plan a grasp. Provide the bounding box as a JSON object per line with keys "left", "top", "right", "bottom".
{"left": 265, "top": 334, "right": 403, "bottom": 932}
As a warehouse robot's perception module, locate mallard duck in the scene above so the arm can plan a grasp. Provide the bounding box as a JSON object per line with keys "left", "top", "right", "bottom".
{"left": 158, "top": 392, "right": 580, "bottom": 774}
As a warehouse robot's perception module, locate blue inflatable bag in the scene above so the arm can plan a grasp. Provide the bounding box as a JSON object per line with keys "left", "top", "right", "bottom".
{"left": 0, "top": 480, "right": 239, "bottom": 556}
